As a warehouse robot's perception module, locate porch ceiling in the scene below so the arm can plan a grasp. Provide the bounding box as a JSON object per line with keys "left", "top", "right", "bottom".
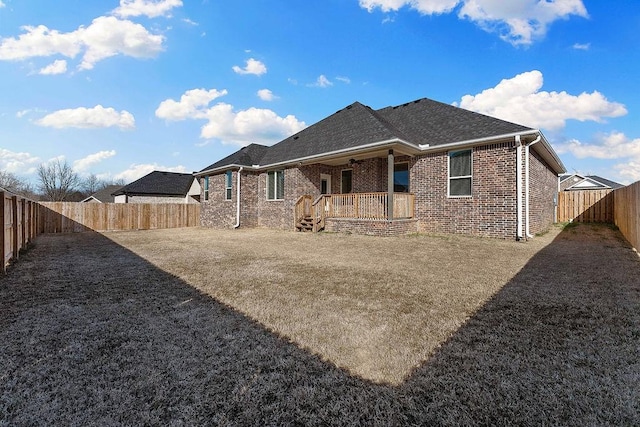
{"left": 301, "top": 146, "right": 415, "bottom": 166}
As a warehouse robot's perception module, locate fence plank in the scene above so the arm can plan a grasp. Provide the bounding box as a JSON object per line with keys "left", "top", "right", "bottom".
{"left": 614, "top": 181, "right": 640, "bottom": 251}
{"left": 37, "top": 202, "right": 200, "bottom": 233}
{"left": 557, "top": 190, "right": 614, "bottom": 223}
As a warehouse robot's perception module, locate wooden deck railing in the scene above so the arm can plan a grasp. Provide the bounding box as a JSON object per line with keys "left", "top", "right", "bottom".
{"left": 295, "top": 192, "right": 415, "bottom": 231}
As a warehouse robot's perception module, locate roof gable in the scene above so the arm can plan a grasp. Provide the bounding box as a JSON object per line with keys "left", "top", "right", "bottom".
{"left": 258, "top": 102, "right": 404, "bottom": 166}
{"left": 81, "top": 184, "right": 122, "bottom": 203}
{"left": 113, "top": 171, "right": 195, "bottom": 197}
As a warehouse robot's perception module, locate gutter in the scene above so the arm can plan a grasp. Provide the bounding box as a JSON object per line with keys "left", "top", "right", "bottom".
{"left": 516, "top": 135, "right": 523, "bottom": 240}
{"left": 234, "top": 167, "right": 243, "bottom": 228}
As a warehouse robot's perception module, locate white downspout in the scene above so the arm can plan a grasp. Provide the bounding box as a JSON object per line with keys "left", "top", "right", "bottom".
{"left": 516, "top": 135, "right": 523, "bottom": 240}
{"left": 525, "top": 135, "right": 542, "bottom": 238}
{"left": 234, "top": 167, "right": 243, "bottom": 228}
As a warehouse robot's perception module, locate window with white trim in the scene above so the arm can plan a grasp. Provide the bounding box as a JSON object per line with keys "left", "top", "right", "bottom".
{"left": 225, "top": 170, "right": 233, "bottom": 200}
{"left": 448, "top": 149, "right": 472, "bottom": 197}
{"left": 267, "top": 170, "right": 284, "bottom": 200}
{"left": 203, "top": 176, "right": 209, "bottom": 201}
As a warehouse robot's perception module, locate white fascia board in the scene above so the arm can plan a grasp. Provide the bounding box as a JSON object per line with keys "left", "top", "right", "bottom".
{"left": 417, "top": 129, "right": 540, "bottom": 151}
{"left": 194, "top": 164, "right": 259, "bottom": 177}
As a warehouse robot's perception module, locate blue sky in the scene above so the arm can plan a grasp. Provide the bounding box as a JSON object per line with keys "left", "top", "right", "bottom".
{"left": 1, "top": 0, "right": 639, "bottom": 185}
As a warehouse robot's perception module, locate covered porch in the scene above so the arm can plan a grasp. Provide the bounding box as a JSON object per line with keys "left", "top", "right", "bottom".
{"left": 294, "top": 192, "right": 417, "bottom": 235}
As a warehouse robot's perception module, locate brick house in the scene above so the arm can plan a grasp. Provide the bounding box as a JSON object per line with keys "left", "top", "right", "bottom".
{"left": 196, "top": 97, "right": 565, "bottom": 239}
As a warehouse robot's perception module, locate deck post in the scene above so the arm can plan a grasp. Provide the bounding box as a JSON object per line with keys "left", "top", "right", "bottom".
{"left": 387, "top": 149, "right": 394, "bottom": 220}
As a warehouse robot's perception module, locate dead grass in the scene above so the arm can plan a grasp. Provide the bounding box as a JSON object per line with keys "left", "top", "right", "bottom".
{"left": 105, "top": 226, "right": 554, "bottom": 385}
{"left": 1, "top": 223, "right": 639, "bottom": 425}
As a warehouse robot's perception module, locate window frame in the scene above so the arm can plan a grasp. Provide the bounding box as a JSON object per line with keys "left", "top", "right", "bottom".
{"left": 266, "top": 170, "right": 284, "bottom": 201}
{"left": 448, "top": 149, "right": 473, "bottom": 198}
{"left": 341, "top": 169, "right": 353, "bottom": 194}
{"left": 203, "top": 176, "right": 209, "bottom": 201}
{"left": 393, "top": 162, "right": 410, "bottom": 193}
{"left": 225, "top": 170, "right": 233, "bottom": 201}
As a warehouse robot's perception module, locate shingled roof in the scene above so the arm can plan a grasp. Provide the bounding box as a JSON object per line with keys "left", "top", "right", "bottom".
{"left": 113, "top": 171, "right": 195, "bottom": 197}
{"left": 81, "top": 184, "right": 122, "bottom": 203}
{"left": 199, "top": 97, "right": 562, "bottom": 173}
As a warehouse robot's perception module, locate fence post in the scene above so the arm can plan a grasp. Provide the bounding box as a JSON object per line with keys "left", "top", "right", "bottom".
{"left": 1, "top": 191, "right": 5, "bottom": 273}
{"left": 11, "top": 195, "right": 18, "bottom": 261}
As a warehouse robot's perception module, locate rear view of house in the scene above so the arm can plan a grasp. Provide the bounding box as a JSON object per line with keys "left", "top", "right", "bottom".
{"left": 113, "top": 171, "right": 201, "bottom": 204}
{"left": 196, "top": 97, "right": 566, "bottom": 239}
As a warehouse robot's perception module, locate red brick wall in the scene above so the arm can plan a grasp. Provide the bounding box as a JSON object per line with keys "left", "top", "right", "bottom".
{"left": 528, "top": 147, "right": 558, "bottom": 235}
{"left": 200, "top": 173, "right": 236, "bottom": 228}
{"left": 325, "top": 218, "right": 418, "bottom": 236}
{"left": 412, "top": 142, "right": 519, "bottom": 239}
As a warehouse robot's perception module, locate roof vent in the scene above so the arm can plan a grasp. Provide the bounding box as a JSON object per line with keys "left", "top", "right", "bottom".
{"left": 293, "top": 136, "right": 299, "bottom": 140}
{"left": 346, "top": 105, "right": 352, "bottom": 109}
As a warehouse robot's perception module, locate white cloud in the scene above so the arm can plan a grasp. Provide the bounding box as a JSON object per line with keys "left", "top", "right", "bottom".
{"left": 336, "top": 76, "right": 351, "bottom": 84}
{"left": 156, "top": 88, "right": 306, "bottom": 146}
{"left": 155, "top": 88, "right": 228, "bottom": 120}
{"left": 112, "top": 0, "right": 183, "bottom": 18}
{"left": 38, "top": 59, "right": 67, "bottom": 75}
{"left": 114, "top": 163, "right": 187, "bottom": 183}
{"left": 554, "top": 132, "right": 640, "bottom": 184}
{"left": 572, "top": 42, "right": 590, "bottom": 50}
{"left": 310, "top": 74, "right": 333, "bottom": 88}
{"left": 0, "top": 16, "right": 164, "bottom": 71}
{"left": 232, "top": 58, "right": 267, "bottom": 76}
{"left": 36, "top": 105, "right": 135, "bottom": 130}
{"left": 456, "top": 70, "right": 627, "bottom": 130}
{"left": 182, "top": 18, "right": 198, "bottom": 26}
{"left": 257, "top": 89, "right": 277, "bottom": 101}
{"left": 73, "top": 150, "right": 117, "bottom": 172}
{"left": 554, "top": 132, "right": 640, "bottom": 160}
{"left": 0, "top": 148, "right": 40, "bottom": 174}
{"left": 359, "top": 0, "right": 588, "bottom": 45}
{"left": 0, "top": 1, "right": 6, "bottom": 8}
{"left": 16, "top": 108, "right": 46, "bottom": 118}
{"left": 200, "top": 104, "right": 306, "bottom": 146}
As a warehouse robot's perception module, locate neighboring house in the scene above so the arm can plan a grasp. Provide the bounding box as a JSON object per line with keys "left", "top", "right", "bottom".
{"left": 113, "top": 171, "right": 201, "bottom": 204}
{"left": 559, "top": 174, "right": 624, "bottom": 191}
{"left": 196, "top": 97, "right": 566, "bottom": 239}
{"left": 81, "top": 185, "right": 122, "bottom": 203}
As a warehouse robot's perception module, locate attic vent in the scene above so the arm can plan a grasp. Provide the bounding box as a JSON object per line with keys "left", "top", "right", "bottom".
{"left": 293, "top": 136, "right": 299, "bottom": 140}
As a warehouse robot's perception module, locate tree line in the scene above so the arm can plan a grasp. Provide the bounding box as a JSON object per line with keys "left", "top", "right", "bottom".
{"left": 0, "top": 159, "right": 125, "bottom": 201}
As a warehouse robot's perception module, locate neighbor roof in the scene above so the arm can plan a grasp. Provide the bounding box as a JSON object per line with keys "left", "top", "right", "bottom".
{"left": 112, "top": 171, "right": 195, "bottom": 197}
{"left": 586, "top": 175, "right": 624, "bottom": 189}
{"left": 81, "top": 184, "right": 122, "bottom": 203}
{"left": 199, "top": 97, "right": 564, "bottom": 174}
{"left": 561, "top": 174, "right": 624, "bottom": 190}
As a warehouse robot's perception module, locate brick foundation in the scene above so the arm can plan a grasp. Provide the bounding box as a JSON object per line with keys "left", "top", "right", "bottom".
{"left": 324, "top": 218, "right": 418, "bottom": 236}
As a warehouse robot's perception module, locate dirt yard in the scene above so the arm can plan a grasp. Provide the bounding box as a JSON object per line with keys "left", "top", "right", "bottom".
{"left": 1, "top": 224, "right": 639, "bottom": 425}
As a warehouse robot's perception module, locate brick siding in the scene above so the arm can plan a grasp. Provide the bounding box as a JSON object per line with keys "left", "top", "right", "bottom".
{"left": 199, "top": 143, "right": 558, "bottom": 239}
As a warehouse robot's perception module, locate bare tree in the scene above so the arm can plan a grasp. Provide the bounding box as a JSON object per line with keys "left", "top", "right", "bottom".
{"left": 37, "top": 159, "right": 81, "bottom": 201}
{"left": 0, "top": 171, "right": 36, "bottom": 198}
{"left": 82, "top": 173, "right": 102, "bottom": 195}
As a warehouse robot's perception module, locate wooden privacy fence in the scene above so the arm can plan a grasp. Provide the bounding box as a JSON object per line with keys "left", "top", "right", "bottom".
{"left": 1, "top": 191, "right": 39, "bottom": 272}
{"left": 38, "top": 202, "right": 201, "bottom": 233}
{"left": 614, "top": 181, "right": 640, "bottom": 251}
{"left": 556, "top": 190, "right": 614, "bottom": 223}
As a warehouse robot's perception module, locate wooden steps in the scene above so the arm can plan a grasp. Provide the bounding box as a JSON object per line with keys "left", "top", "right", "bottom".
{"left": 296, "top": 215, "right": 319, "bottom": 232}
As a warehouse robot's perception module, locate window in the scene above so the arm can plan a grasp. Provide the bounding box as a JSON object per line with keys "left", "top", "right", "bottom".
{"left": 267, "top": 170, "right": 284, "bottom": 200}
{"left": 203, "top": 176, "right": 209, "bottom": 201}
{"left": 394, "top": 163, "right": 409, "bottom": 192}
{"left": 448, "top": 150, "right": 472, "bottom": 197}
{"left": 341, "top": 169, "right": 352, "bottom": 193}
{"left": 225, "top": 170, "right": 233, "bottom": 200}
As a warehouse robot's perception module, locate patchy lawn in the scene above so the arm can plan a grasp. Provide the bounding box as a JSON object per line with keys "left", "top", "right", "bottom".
{"left": 1, "top": 223, "right": 639, "bottom": 425}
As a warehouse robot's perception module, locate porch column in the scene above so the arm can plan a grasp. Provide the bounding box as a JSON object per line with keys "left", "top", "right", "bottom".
{"left": 387, "top": 149, "right": 394, "bottom": 220}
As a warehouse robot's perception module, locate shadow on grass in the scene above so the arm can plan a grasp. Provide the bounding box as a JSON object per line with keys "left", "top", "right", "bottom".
{"left": 1, "top": 224, "right": 638, "bottom": 425}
